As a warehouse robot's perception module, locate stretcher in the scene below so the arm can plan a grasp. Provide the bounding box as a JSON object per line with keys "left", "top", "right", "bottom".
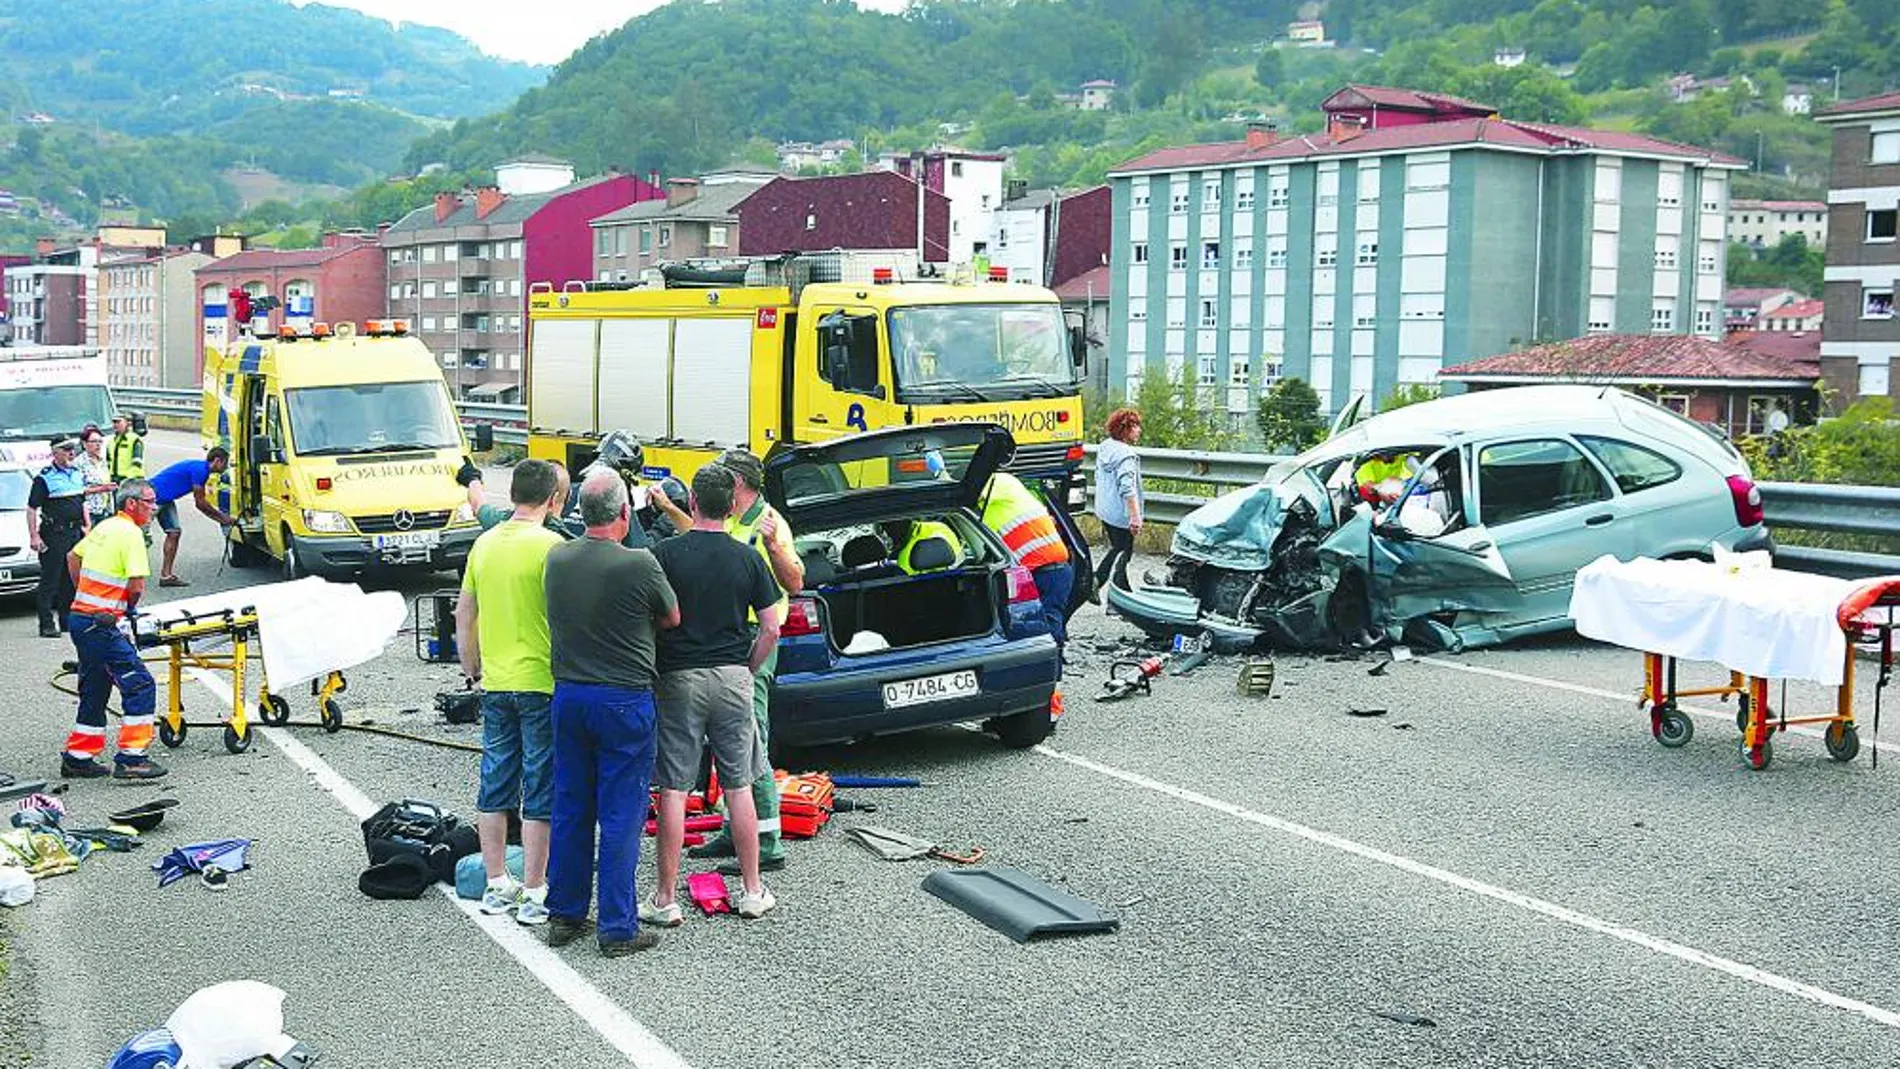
{"left": 1571, "top": 556, "right": 1900, "bottom": 771}
{"left": 132, "top": 578, "right": 407, "bottom": 755}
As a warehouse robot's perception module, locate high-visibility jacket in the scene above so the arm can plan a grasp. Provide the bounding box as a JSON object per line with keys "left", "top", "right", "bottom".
{"left": 109, "top": 432, "right": 144, "bottom": 481}
{"left": 897, "top": 521, "right": 964, "bottom": 574}
{"left": 70, "top": 513, "right": 148, "bottom": 618}
{"left": 981, "top": 473, "right": 1068, "bottom": 570}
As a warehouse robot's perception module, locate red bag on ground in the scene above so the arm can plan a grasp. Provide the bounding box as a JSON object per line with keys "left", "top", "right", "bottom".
{"left": 775, "top": 771, "right": 835, "bottom": 839}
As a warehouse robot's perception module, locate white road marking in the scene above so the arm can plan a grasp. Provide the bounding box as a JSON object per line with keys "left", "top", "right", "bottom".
{"left": 1026, "top": 736, "right": 1900, "bottom": 1029}
{"left": 188, "top": 669, "right": 693, "bottom": 1069}
{"left": 1415, "top": 655, "right": 1896, "bottom": 755}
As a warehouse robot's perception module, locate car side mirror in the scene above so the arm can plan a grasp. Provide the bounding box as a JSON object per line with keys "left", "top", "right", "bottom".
{"left": 1069, "top": 324, "right": 1088, "bottom": 370}
{"left": 825, "top": 343, "right": 853, "bottom": 388}
{"left": 466, "top": 422, "right": 495, "bottom": 452}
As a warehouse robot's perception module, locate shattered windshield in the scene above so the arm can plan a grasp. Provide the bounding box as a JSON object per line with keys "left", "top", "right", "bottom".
{"left": 889, "top": 303, "right": 1073, "bottom": 402}
{"left": 286, "top": 381, "right": 461, "bottom": 456}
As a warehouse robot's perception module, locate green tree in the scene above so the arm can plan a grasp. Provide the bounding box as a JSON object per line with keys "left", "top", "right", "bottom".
{"left": 1255, "top": 48, "right": 1284, "bottom": 90}
{"left": 1131, "top": 361, "right": 1235, "bottom": 451}
{"left": 1380, "top": 383, "right": 1439, "bottom": 411}
{"left": 1257, "top": 377, "right": 1327, "bottom": 452}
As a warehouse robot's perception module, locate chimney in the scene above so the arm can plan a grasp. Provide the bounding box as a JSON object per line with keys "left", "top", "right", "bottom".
{"left": 434, "top": 191, "right": 460, "bottom": 223}
{"left": 1245, "top": 121, "right": 1278, "bottom": 150}
{"left": 647, "top": 170, "right": 661, "bottom": 194}
{"left": 474, "top": 186, "right": 506, "bottom": 220}
{"left": 35, "top": 237, "right": 54, "bottom": 256}
{"left": 666, "top": 177, "right": 700, "bottom": 208}
{"left": 1330, "top": 115, "right": 1367, "bottom": 143}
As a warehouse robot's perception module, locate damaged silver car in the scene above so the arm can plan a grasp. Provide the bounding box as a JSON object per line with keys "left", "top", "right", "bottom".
{"left": 1106, "top": 385, "right": 1774, "bottom": 653}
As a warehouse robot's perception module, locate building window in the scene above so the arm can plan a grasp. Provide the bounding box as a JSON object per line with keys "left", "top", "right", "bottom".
{"left": 388, "top": 284, "right": 401, "bottom": 301}
{"left": 1266, "top": 244, "right": 1287, "bottom": 269}
{"left": 423, "top": 281, "right": 438, "bottom": 299}
{"left": 422, "top": 316, "right": 437, "bottom": 331}
{"left": 1694, "top": 306, "right": 1715, "bottom": 334}
{"left": 1132, "top": 186, "right": 1150, "bottom": 209}
{"left": 1170, "top": 189, "right": 1189, "bottom": 214}
{"left": 1656, "top": 247, "right": 1677, "bottom": 269}
{"left": 709, "top": 225, "right": 729, "bottom": 248}
{"left": 1235, "top": 243, "right": 1253, "bottom": 269}
{"left": 1203, "top": 180, "right": 1221, "bottom": 205}
{"left": 1132, "top": 241, "right": 1148, "bottom": 264}
{"left": 1129, "top": 298, "right": 1147, "bottom": 322}
{"left": 422, "top": 245, "right": 437, "bottom": 263}
{"left": 951, "top": 160, "right": 964, "bottom": 177}
{"left": 1873, "top": 131, "right": 1900, "bottom": 165}
{"left": 388, "top": 250, "right": 401, "bottom": 265}
{"left": 1268, "top": 184, "right": 1289, "bottom": 209}
{"left": 1316, "top": 247, "right": 1337, "bottom": 268}
{"left": 1869, "top": 209, "right": 1898, "bottom": 243}
{"left": 1353, "top": 294, "right": 1376, "bottom": 328}
{"left": 1355, "top": 241, "right": 1378, "bottom": 266}
{"left": 1651, "top": 301, "right": 1676, "bottom": 333}
{"left": 1170, "top": 243, "right": 1188, "bottom": 271}
{"left": 612, "top": 229, "right": 627, "bottom": 256}
{"left": 1202, "top": 240, "right": 1221, "bottom": 269}
{"left": 1198, "top": 353, "right": 1218, "bottom": 386}
{"left": 1318, "top": 192, "right": 1337, "bottom": 208}
{"left": 1698, "top": 249, "right": 1719, "bottom": 273}
{"left": 805, "top": 213, "right": 816, "bottom": 231}
{"left": 1865, "top": 287, "right": 1895, "bottom": 320}
{"left": 1235, "top": 187, "right": 1254, "bottom": 210}
{"left": 658, "top": 225, "right": 671, "bottom": 248}
{"left": 1199, "top": 298, "right": 1218, "bottom": 328}
{"left": 640, "top": 227, "right": 653, "bottom": 253}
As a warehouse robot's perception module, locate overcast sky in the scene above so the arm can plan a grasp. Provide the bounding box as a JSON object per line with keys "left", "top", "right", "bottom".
{"left": 297, "top": 0, "right": 911, "bottom": 66}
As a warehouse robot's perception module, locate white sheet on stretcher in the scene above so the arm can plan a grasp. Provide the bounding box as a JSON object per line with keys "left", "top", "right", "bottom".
{"left": 135, "top": 577, "right": 406, "bottom": 690}
{"left": 1569, "top": 555, "right": 1854, "bottom": 686}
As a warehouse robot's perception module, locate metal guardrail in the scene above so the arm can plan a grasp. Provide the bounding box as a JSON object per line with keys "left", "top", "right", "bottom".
{"left": 114, "top": 387, "right": 530, "bottom": 447}
{"left": 1079, "top": 444, "right": 1900, "bottom": 579}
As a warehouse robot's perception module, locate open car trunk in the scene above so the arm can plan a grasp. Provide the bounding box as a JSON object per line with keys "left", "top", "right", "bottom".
{"left": 820, "top": 570, "right": 999, "bottom": 653}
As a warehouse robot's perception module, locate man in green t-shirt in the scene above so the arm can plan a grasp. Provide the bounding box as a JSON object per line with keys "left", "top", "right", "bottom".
{"left": 455, "top": 459, "right": 566, "bottom": 927}
{"left": 462, "top": 457, "right": 572, "bottom": 537}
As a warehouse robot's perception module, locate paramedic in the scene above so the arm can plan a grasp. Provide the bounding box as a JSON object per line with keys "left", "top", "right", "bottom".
{"left": 60, "top": 479, "right": 164, "bottom": 780}
{"left": 982, "top": 471, "right": 1073, "bottom": 647}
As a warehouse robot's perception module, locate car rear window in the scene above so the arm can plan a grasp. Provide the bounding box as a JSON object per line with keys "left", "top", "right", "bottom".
{"left": 1577, "top": 435, "right": 1682, "bottom": 495}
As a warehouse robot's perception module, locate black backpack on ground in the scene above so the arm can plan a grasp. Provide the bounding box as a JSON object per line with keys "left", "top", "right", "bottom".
{"left": 360, "top": 798, "right": 479, "bottom": 886}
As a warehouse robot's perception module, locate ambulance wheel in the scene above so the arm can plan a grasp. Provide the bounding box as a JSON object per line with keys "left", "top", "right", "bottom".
{"left": 1825, "top": 721, "right": 1860, "bottom": 763}
{"left": 227, "top": 536, "right": 261, "bottom": 568}
{"left": 993, "top": 706, "right": 1053, "bottom": 749}
{"left": 282, "top": 534, "right": 304, "bottom": 582}
{"left": 1742, "top": 738, "right": 1772, "bottom": 771}
{"left": 223, "top": 723, "right": 252, "bottom": 754}
{"left": 319, "top": 697, "right": 344, "bottom": 734}
{"left": 259, "top": 694, "right": 291, "bottom": 727}
{"left": 1655, "top": 707, "right": 1694, "bottom": 749}
{"left": 158, "top": 718, "right": 186, "bottom": 748}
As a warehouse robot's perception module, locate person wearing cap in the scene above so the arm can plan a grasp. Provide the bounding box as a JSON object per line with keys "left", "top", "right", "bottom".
{"left": 685, "top": 448, "right": 802, "bottom": 875}
{"left": 147, "top": 447, "right": 238, "bottom": 587}
{"left": 61, "top": 478, "right": 166, "bottom": 780}
{"left": 28, "top": 437, "right": 90, "bottom": 637}
{"left": 108, "top": 413, "right": 145, "bottom": 482}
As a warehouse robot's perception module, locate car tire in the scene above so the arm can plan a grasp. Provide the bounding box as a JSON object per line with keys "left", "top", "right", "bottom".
{"left": 282, "top": 531, "right": 304, "bottom": 582}
{"left": 227, "top": 535, "right": 260, "bottom": 568}
{"left": 993, "top": 706, "right": 1053, "bottom": 749}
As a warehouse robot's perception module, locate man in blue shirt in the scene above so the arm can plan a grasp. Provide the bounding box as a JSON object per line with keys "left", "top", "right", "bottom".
{"left": 149, "top": 447, "right": 237, "bottom": 587}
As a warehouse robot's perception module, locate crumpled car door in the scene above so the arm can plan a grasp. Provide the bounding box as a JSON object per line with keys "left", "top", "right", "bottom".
{"left": 1359, "top": 445, "right": 1520, "bottom": 624}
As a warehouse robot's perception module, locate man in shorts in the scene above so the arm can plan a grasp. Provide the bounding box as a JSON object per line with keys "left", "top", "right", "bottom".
{"left": 646, "top": 464, "right": 784, "bottom": 922}
{"left": 147, "top": 447, "right": 237, "bottom": 587}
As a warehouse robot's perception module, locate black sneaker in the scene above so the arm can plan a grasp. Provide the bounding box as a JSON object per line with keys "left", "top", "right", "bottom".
{"left": 716, "top": 853, "right": 787, "bottom": 876}
{"left": 545, "top": 915, "right": 596, "bottom": 948}
{"left": 599, "top": 930, "right": 661, "bottom": 957}
{"left": 39, "top": 621, "right": 59, "bottom": 638}
{"left": 60, "top": 756, "right": 110, "bottom": 779}
{"left": 112, "top": 756, "right": 169, "bottom": 780}
{"left": 687, "top": 835, "right": 735, "bottom": 860}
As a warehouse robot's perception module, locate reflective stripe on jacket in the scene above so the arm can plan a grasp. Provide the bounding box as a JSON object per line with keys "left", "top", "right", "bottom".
{"left": 982, "top": 473, "right": 1068, "bottom": 570}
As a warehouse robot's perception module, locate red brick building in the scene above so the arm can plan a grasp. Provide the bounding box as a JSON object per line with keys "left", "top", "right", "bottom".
{"left": 737, "top": 170, "right": 951, "bottom": 267}
{"left": 192, "top": 231, "right": 387, "bottom": 377}
{"left": 1438, "top": 333, "right": 1819, "bottom": 437}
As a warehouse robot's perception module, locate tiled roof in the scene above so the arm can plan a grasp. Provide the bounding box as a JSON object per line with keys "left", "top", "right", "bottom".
{"left": 1761, "top": 299, "right": 1824, "bottom": 320}
{"left": 1053, "top": 264, "right": 1110, "bottom": 301}
{"left": 591, "top": 181, "right": 764, "bottom": 225}
{"left": 1725, "top": 330, "right": 1821, "bottom": 367}
{"left": 1110, "top": 114, "right": 1744, "bottom": 175}
{"left": 201, "top": 243, "right": 370, "bottom": 271}
{"left": 1328, "top": 84, "right": 1495, "bottom": 115}
{"left": 1816, "top": 91, "right": 1900, "bottom": 118}
{"left": 387, "top": 175, "right": 623, "bottom": 232}
{"left": 1439, "top": 334, "right": 1818, "bottom": 384}
{"left": 1730, "top": 198, "right": 1827, "bottom": 212}
{"left": 1723, "top": 286, "right": 1799, "bottom": 307}
{"left": 502, "top": 153, "right": 571, "bottom": 167}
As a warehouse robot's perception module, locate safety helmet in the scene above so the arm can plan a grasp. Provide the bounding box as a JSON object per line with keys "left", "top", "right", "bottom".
{"left": 591, "top": 430, "right": 646, "bottom": 477}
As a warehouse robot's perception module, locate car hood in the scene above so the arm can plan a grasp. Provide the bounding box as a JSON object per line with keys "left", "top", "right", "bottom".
{"left": 1172, "top": 481, "right": 1313, "bottom": 571}
{"left": 764, "top": 423, "right": 1014, "bottom": 531}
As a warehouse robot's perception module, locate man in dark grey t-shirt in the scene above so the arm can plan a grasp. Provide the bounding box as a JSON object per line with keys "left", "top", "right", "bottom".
{"left": 542, "top": 470, "right": 679, "bottom": 957}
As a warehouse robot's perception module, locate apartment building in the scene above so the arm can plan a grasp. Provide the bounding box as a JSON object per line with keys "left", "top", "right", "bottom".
{"left": 382, "top": 158, "right": 662, "bottom": 401}
{"left": 194, "top": 232, "right": 386, "bottom": 378}
{"left": 590, "top": 171, "right": 773, "bottom": 281}
{"left": 102, "top": 248, "right": 206, "bottom": 387}
{"left": 883, "top": 149, "right": 1008, "bottom": 265}
{"left": 1105, "top": 84, "right": 1742, "bottom": 422}
{"left": 1727, "top": 198, "right": 1828, "bottom": 248}
{"left": 735, "top": 169, "right": 951, "bottom": 271}
{"left": 988, "top": 184, "right": 1113, "bottom": 287}
{"left": 1815, "top": 92, "right": 1900, "bottom": 405}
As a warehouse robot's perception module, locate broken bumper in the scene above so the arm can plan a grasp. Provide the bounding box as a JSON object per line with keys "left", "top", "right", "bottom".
{"left": 1103, "top": 583, "right": 1266, "bottom": 653}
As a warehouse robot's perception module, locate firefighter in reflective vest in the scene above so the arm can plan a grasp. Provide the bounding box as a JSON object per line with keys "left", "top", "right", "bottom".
{"left": 981, "top": 472, "right": 1073, "bottom": 648}
{"left": 895, "top": 520, "right": 965, "bottom": 573}
{"left": 109, "top": 413, "right": 145, "bottom": 481}
{"left": 59, "top": 478, "right": 166, "bottom": 781}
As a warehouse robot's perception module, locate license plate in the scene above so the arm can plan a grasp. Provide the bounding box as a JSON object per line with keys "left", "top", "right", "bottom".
{"left": 0, "top": 569, "right": 10, "bottom": 581}
{"left": 883, "top": 670, "right": 979, "bottom": 709}
{"left": 372, "top": 531, "right": 439, "bottom": 550}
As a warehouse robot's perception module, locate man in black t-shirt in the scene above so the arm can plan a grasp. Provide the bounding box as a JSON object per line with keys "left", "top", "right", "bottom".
{"left": 645, "top": 465, "right": 784, "bottom": 923}
{"left": 542, "top": 470, "right": 679, "bottom": 957}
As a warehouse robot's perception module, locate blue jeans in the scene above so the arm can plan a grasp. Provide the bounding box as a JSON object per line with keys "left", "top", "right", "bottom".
{"left": 478, "top": 691, "right": 554, "bottom": 820}
{"left": 1032, "top": 561, "right": 1074, "bottom": 648}
{"left": 546, "top": 682, "right": 658, "bottom": 942}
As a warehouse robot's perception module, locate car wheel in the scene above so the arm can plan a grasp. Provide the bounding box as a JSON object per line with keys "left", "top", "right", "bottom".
{"left": 282, "top": 531, "right": 304, "bottom": 581}
{"left": 227, "top": 535, "right": 260, "bottom": 568}
{"left": 993, "top": 706, "right": 1053, "bottom": 749}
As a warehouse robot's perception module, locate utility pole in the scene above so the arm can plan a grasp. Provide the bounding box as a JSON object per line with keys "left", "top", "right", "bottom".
{"left": 1833, "top": 67, "right": 1841, "bottom": 102}
{"left": 1756, "top": 130, "right": 1764, "bottom": 173}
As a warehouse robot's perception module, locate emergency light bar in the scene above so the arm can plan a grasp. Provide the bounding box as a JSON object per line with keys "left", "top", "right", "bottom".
{"left": 363, "top": 319, "right": 411, "bottom": 337}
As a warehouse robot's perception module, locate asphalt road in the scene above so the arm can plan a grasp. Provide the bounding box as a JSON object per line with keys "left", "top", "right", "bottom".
{"left": 4, "top": 430, "right": 1900, "bottom": 1067}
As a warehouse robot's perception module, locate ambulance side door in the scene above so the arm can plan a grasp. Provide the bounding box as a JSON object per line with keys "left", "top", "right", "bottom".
{"left": 794, "top": 306, "right": 900, "bottom": 442}
{"left": 257, "top": 393, "right": 291, "bottom": 551}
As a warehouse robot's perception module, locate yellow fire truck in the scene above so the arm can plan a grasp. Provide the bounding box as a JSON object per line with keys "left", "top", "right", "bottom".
{"left": 524, "top": 255, "right": 1087, "bottom": 483}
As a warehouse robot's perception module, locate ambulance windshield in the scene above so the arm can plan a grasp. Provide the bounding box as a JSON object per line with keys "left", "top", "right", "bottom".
{"left": 0, "top": 384, "right": 115, "bottom": 440}
{"left": 0, "top": 468, "right": 29, "bottom": 509}
{"left": 286, "top": 380, "right": 461, "bottom": 456}
{"left": 890, "top": 303, "right": 1073, "bottom": 403}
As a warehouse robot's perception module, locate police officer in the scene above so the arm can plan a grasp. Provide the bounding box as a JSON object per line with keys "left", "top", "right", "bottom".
{"left": 29, "top": 437, "right": 90, "bottom": 638}
{"left": 108, "top": 412, "right": 145, "bottom": 482}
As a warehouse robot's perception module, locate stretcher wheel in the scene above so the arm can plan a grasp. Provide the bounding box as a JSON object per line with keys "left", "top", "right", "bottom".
{"left": 223, "top": 723, "right": 252, "bottom": 754}
{"left": 158, "top": 718, "right": 187, "bottom": 749}
{"left": 319, "top": 697, "right": 344, "bottom": 734}
{"left": 1742, "top": 739, "right": 1772, "bottom": 771}
{"left": 1825, "top": 722, "right": 1861, "bottom": 764}
{"left": 1655, "top": 707, "right": 1694, "bottom": 748}
{"left": 259, "top": 695, "right": 291, "bottom": 727}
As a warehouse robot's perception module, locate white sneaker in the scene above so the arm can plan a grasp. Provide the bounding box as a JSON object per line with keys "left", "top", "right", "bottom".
{"left": 515, "top": 886, "right": 549, "bottom": 926}
{"left": 638, "top": 895, "right": 684, "bottom": 928}
{"left": 479, "top": 880, "right": 522, "bottom": 916}
{"left": 735, "top": 885, "right": 776, "bottom": 919}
